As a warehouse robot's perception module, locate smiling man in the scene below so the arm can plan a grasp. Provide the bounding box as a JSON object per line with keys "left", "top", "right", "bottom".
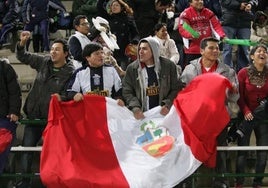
{"left": 68, "top": 15, "right": 91, "bottom": 69}
{"left": 15, "top": 30, "right": 75, "bottom": 188}
{"left": 180, "top": 37, "right": 239, "bottom": 188}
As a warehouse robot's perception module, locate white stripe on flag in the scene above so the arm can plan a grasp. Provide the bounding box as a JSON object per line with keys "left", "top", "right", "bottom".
{"left": 106, "top": 98, "right": 202, "bottom": 188}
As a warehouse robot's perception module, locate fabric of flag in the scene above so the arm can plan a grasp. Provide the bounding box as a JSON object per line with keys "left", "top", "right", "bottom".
{"left": 0, "top": 118, "right": 17, "bottom": 173}
{"left": 40, "top": 73, "right": 231, "bottom": 188}
{"left": 0, "top": 118, "right": 16, "bottom": 154}
{"left": 0, "top": 129, "right": 12, "bottom": 154}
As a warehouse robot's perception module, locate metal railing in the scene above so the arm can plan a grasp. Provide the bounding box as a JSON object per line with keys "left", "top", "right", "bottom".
{"left": 1, "top": 118, "right": 268, "bottom": 187}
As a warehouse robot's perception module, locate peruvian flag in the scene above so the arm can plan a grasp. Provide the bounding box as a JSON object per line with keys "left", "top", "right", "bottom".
{"left": 40, "top": 73, "right": 232, "bottom": 188}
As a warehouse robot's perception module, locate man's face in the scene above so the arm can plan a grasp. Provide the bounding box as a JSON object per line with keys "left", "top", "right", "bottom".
{"left": 85, "top": 49, "right": 104, "bottom": 67}
{"left": 76, "top": 18, "right": 90, "bottom": 35}
{"left": 50, "top": 43, "right": 67, "bottom": 65}
{"left": 200, "top": 41, "right": 220, "bottom": 61}
{"left": 155, "top": 1, "right": 171, "bottom": 13}
{"left": 190, "top": 0, "right": 204, "bottom": 11}
{"left": 138, "top": 42, "right": 154, "bottom": 65}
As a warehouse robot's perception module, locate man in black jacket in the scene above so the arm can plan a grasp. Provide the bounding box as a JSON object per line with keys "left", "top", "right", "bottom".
{"left": 15, "top": 31, "right": 75, "bottom": 188}
{"left": 0, "top": 58, "right": 21, "bottom": 174}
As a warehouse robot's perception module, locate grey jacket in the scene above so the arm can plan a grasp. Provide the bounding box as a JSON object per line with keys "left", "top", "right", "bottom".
{"left": 180, "top": 58, "right": 239, "bottom": 103}
{"left": 122, "top": 37, "right": 180, "bottom": 112}
{"left": 16, "top": 44, "right": 74, "bottom": 119}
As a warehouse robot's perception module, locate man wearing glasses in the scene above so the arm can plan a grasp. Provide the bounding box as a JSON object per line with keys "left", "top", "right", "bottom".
{"left": 68, "top": 15, "right": 91, "bottom": 69}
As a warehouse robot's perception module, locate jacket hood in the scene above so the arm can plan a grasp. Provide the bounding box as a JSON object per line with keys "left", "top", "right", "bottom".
{"left": 137, "top": 36, "right": 160, "bottom": 70}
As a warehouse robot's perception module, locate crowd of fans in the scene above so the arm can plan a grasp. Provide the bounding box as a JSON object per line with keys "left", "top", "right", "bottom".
{"left": 0, "top": 0, "right": 268, "bottom": 188}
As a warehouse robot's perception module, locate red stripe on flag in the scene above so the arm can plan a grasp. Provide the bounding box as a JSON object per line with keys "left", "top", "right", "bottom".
{"left": 174, "top": 73, "right": 231, "bottom": 167}
{"left": 41, "top": 95, "right": 129, "bottom": 188}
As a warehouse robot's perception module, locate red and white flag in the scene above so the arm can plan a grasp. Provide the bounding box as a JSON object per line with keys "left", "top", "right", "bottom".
{"left": 40, "top": 73, "right": 232, "bottom": 188}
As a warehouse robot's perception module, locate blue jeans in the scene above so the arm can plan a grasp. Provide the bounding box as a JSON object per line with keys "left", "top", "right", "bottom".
{"left": 236, "top": 120, "right": 268, "bottom": 186}
{"left": 24, "top": 19, "right": 50, "bottom": 51}
{"left": 222, "top": 26, "right": 250, "bottom": 72}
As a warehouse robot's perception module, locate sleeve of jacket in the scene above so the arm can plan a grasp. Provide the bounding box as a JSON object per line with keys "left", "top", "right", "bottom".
{"left": 16, "top": 43, "right": 47, "bottom": 71}
{"left": 21, "top": 0, "right": 29, "bottom": 23}
{"left": 5, "top": 61, "right": 22, "bottom": 116}
{"left": 160, "top": 60, "right": 180, "bottom": 108}
{"left": 68, "top": 36, "right": 83, "bottom": 62}
{"left": 168, "top": 39, "right": 180, "bottom": 64}
{"left": 211, "top": 0, "right": 222, "bottom": 19}
{"left": 250, "top": 26, "right": 263, "bottom": 43}
{"left": 178, "top": 11, "right": 195, "bottom": 39}
{"left": 180, "top": 63, "right": 197, "bottom": 85}
{"left": 2, "top": 0, "right": 17, "bottom": 24}
{"left": 122, "top": 64, "right": 142, "bottom": 110}
{"left": 209, "top": 12, "right": 225, "bottom": 39}
{"left": 226, "top": 68, "right": 240, "bottom": 103}
{"left": 65, "top": 69, "right": 82, "bottom": 101}
{"left": 128, "top": 16, "right": 140, "bottom": 44}
{"left": 237, "top": 68, "right": 251, "bottom": 115}
{"left": 49, "top": 0, "right": 66, "bottom": 12}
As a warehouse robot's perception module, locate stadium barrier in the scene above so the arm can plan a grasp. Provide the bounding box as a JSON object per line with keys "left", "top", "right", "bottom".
{"left": 1, "top": 119, "right": 268, "bottom": 188}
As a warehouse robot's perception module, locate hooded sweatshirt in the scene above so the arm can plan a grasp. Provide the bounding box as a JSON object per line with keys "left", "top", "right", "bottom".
{"left": 122, "top": 36, "right": 180, "bottom": 112}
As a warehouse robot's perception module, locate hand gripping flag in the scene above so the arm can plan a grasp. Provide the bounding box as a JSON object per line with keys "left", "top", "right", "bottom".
{"left": 40, "top": 73, "right": 232, "bottom": 188}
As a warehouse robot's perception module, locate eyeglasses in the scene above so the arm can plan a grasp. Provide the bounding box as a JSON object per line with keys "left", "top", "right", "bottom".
{"left": 207, "top": 46, "right": 219, "bottom": 51}
{"left": 80, "top": 23, "right": 90, "bottom": 26}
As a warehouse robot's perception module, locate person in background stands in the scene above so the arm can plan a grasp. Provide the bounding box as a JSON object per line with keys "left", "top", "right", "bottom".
{"left": 72, "top": 0, "right": 98, "bottom": 25}
{"left": 122, "top": 36, "right": 181, "bottom": 120}
{"left": 152, "top": 22, "right": 181, "bottom": 76}
{"left": 89, "top": 16, "right": 125, "bottom": 77}
{"left": 0, "top": 0, "right": 18, "bottom": 48}
{"left": 68, "top": 15, "right": 91, "bottom": 69}
{"left": 180, "top": 37, "right": 239, "bottom": 188}
{"left": 129, "top": 0, "right": 173, "bottom": 38}
{"left": 106, "top": 0, "right": 140, "bottom": 71}
{"left": 0, "top": 58, "right": 21, "bottom": 175}
{"left": 235, "top": 44, "right": 268, "bottom": 188}
{"left": 250, "top": 11, "right": 268, "bottom": 46}
{"left": 178, "top": 0, "right": 225, "bottom": 69}
{"left": 21, "top": 0, "right": 50, "bottom": 52}
{"left": 14, "top": 31, "right": 75, "bottom": 188}
{"left": 221, "top": 0, "right": 258, "bottom": 72}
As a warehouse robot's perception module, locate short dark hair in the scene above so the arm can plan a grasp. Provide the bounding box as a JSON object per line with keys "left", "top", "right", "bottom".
{"left": 153, "top": 23, "right": 167, "bottom": 33}
{"left": 200, "top": 37, "right": 219, "bottom": 49}
{"left": 73, "top": 15, "right": 88, "bottom": 29}
{"left": 82, "top": 42, "right": 103, "bottom": 58}
{"left": 52, "top": 38, "right": 69, "bottom": 53}
{"left": 157, "top": 0, "right": 173, "bottom": 6}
